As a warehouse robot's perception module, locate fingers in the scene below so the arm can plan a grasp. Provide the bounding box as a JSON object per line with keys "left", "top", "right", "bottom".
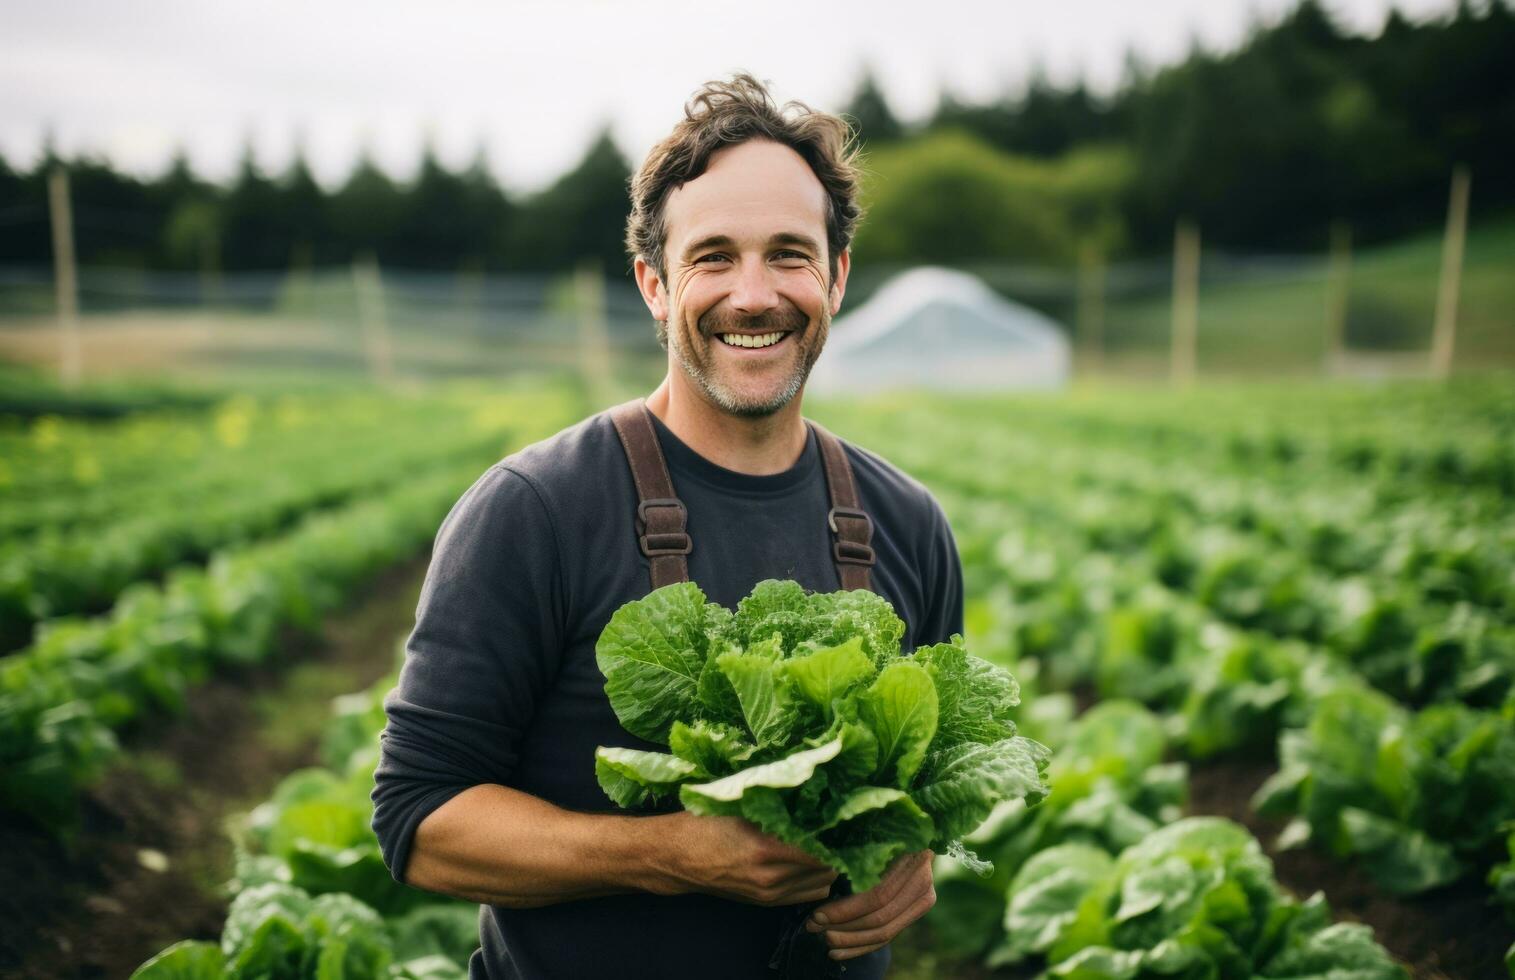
{"left": 802, "top": 850, "right": 935, "bottom": 957}
{"left": 830, "top": 940, "right": 888, "bottom": 962}
{"left": 808, "top": 850, "right": 931, "bottom": 927}
{"left": 754, "top": 866, "right": 838, "bottom": 907}
{"left": 823, "top": 883, "right": 935, "bottom": 949}
{"left": 792, "top": 868, "right": 841, "bottom": 898}
{"left": 793, "top": 880, "right": 837, "bottom": 905}
{"left": 819, "top": 862, "right": 929, "bottom": 934}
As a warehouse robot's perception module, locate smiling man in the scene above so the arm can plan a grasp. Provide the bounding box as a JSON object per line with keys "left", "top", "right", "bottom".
{"left": 372, "top": 74, "right": 963, "bottom": 979}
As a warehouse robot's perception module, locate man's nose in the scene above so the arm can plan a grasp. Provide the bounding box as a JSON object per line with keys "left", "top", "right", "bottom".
{"left": 726, "top": 257, "right": 781, "bottom": 315}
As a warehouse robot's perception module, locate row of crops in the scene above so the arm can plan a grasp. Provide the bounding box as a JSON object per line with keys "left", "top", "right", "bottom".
{"left": 0, "top": 382, "right": 584, "bottom": 834}
{"left": 813, "top": 378, "right": 1515, "bottom": 976}
{"left": 130, "top": 642, "right": 481, "bottom": 979}
{"left": 0, "top": 391, "right": 554, "bottom": 649}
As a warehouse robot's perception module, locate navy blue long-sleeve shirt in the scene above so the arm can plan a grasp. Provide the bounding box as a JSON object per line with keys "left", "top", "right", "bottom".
{"left": 372, "top": 405, "right": 963, "bottom": 980}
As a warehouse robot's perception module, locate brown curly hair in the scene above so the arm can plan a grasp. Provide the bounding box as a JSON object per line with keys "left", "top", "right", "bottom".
{"left": 625, "top": 73, "right": 864, "bottom": 341}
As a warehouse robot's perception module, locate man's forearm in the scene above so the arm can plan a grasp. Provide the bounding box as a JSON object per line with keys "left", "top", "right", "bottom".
{"left": 404, "top": 783, "right": 679, "bottom": 909}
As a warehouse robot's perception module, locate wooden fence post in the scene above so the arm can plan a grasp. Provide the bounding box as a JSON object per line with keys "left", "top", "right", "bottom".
{"left": 1170, "top": 219, "right": 1200, "bottom": 386}
{"left": 1430, "top": 166, "right": 1470, "bottom": 380}
{"left": 575, "top": 259, "right": 615, "bottom": 407}
{"left": 352, "top": 252, "right": 395, "bottom": 383}
{"left": 1324, "top": 221, "right": 1352, "bottom": 376}
{"left": 1076, "top": 242, "right": 1106, "bottom": 379}
{"left": 47, "top": 169, "right": 81, "bottom": 388}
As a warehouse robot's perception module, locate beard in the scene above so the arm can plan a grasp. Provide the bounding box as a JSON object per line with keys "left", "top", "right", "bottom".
{"left": 668, "top": 296, "right": 829, "bottom": 418}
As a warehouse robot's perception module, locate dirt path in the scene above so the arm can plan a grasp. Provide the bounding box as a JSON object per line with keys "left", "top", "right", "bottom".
{"left": 0, "top": 555, "right": 430, "bottom": 979}
{"left": 1186, "top": 758, "right": 1512, "bottom": 980}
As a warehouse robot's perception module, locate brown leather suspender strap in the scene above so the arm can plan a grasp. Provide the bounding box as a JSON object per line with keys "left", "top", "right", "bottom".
{"left": 610, "top": 400, "right": 875, "bottom": 594}
{"left": 810, "top": 421, "right": 876, "bottom": 593}
{"left": 610, "top": 400, "right": 691, "bottom": 589}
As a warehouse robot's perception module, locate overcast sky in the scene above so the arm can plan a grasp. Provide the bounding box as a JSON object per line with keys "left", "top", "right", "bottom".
{"left": 1, "top": 0, "right": 1458, "bottom": 193}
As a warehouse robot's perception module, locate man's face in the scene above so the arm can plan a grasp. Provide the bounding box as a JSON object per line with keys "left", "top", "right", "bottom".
{"left": 637, "top": 139, "right": 849, "bottom": 418}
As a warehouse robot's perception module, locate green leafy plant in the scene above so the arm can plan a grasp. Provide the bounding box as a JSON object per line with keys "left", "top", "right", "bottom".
{"left": 928, "top": 700, "right": 1187, "bottom": 962}
{"left": 1254, "top": 687, "right": 1515, "bottom": 894}
{"left": 128, "top": 882, "right": 465, "bottom": 980}
{"left": 1033, "top": 818, "right": 1405, "bottom": 979}
{"left": 1490, "top": 825, "right": 1515, "bottom": 977}
{"left": 592, "top": 580, "right": 1050, "bottom": 890}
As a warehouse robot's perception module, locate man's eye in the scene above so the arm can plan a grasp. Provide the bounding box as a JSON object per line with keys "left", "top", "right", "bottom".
{"left": 774, "top": 250, "right": 809, "bottom": 261}
{"left": 696, "top": 253, "right": 729, "bottom": 264}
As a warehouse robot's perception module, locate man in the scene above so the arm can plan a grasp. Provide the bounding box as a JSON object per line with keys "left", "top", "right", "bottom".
{"left": 372, "top": 73, "right": 963, "bottom": 979}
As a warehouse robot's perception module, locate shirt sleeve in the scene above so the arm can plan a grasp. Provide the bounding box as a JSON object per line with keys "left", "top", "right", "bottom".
{"left": 371, "top": 463, "right": 565, "bottom": 885}
{"left": 916, "top": 494, "right": 965, "bottom": 647}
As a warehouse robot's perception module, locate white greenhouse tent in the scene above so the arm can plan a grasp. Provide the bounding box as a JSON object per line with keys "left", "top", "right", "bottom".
{"left": 808, "top": 266, "right": 1071, "bottom": 393}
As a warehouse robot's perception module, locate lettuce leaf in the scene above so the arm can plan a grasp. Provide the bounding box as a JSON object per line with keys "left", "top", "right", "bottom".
{"left": 595, "top": 582, "right": 715, "bottom": 743}
{"left": 854, "top": 661, "right": 939, "bottom": 787}
{"left": 680, "top": 737, "right": 846, "bottom": 810}
{"left": 128, "top": 941, "right": 226, "bottom": 980}
{"left": 914, "top": 637, "right": 1020, "bottom": 750}
{"left": 667, "top": 719, "right": 756, "bottom": 778}
{"left": 784, "top": 637, "right": 875, "bottom": 721}
{"left": 917, "top": 736, "right": 1051, "bottom": 845}
{"left": 717, "top": 649, "right": 801, "bottom": 748}
{"left": 594, "top": 747, "right": 699, "bottom": 808}
{"left": 1000, "top": 844, "right": 1115, "bottom": 964}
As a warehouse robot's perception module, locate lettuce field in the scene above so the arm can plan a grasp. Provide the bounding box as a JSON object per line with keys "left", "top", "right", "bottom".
{"left": 1, "top": 375, "right": 1512, "bottom": 978}
{"left": 815, "top": 380, "right": 1515, "bottom": 979}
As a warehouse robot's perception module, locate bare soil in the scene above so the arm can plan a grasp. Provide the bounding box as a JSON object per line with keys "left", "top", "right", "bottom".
{"left": 0, "top": 555, "right": 430, "bottom": 979}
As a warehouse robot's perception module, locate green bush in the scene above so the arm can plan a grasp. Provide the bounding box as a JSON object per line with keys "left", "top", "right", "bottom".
{"left": 852, "top": 130, "right": 1132, "bottom": 266}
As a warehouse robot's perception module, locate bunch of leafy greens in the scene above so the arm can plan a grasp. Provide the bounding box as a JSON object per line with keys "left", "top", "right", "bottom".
{"left": 593, "top": 580, "right": 1050, "bottom": 890}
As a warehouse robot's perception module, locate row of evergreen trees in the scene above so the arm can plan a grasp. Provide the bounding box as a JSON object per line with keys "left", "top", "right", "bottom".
{"left": 0, "top": 0, "right": 1509, "bottom": 274}
{"left": 887, "top": 0, "right": 1513, "bottom": 250}
{"left": 0, "top": 130, "right": 634, "bottom": 276}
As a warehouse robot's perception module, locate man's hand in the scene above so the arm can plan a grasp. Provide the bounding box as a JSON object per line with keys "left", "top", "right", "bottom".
{"left": 804, "top": 850, "right": 935, "bottom": 960}
{"left": 653, "top": 811, "right": 839, "bottom": 907}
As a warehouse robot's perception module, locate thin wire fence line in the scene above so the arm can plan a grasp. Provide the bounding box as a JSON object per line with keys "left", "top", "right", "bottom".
{"left": 0, "top": 238, "right": 1508, "bottom": 380}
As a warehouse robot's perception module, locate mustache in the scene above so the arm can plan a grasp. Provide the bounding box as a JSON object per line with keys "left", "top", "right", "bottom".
{"left": 697, "top": 304, "right": 810, "bottom": 336}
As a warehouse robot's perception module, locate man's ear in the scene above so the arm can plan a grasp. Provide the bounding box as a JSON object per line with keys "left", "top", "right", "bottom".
{"left": 633, "top": 255, "right": 669, "bottom": 321}
{"left": 829, "top": 248, "right": 851, "bottom": 317}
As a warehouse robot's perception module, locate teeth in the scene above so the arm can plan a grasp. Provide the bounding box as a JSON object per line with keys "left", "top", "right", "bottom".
{"left": 719, "top": 332, "right": 785, "bottom": 349}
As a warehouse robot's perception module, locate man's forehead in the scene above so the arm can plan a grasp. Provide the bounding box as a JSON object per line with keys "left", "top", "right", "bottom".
{"left": 664, "top": 139, "right": 828, "bottom": 248}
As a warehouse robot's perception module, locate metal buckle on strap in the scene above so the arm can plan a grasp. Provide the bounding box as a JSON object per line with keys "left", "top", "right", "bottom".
{"left": 637, "top": 498, "right": 691, "bottom": 557}
{"left": 638, "top": 498, "right": 686, "bottom": 526}
{"left": 827, "top": 506, "right": 872, "bottom": 537}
